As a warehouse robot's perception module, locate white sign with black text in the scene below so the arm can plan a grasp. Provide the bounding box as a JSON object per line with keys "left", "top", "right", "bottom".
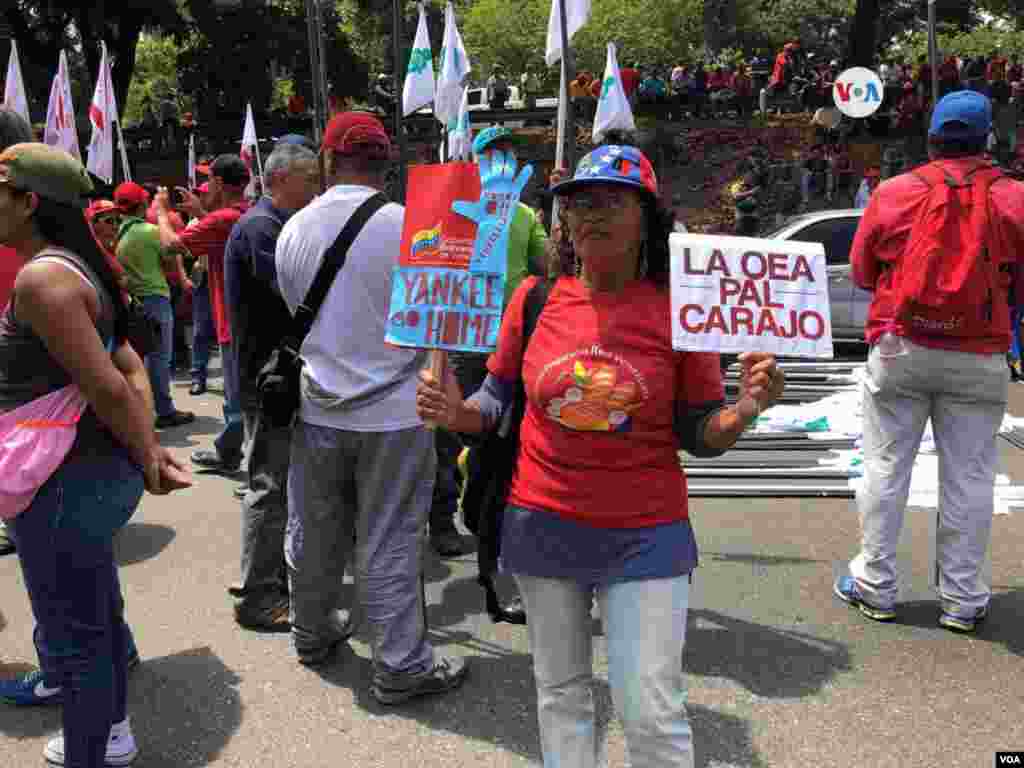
{"left": 670, "top": 234, "right": 834, "bottom": 358}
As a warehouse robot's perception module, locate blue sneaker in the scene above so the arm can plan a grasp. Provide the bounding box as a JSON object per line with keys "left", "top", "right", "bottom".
{"left": 833, "top": 575, "right": 898, "bottom": 622}
{"left": 0, "top": 669, "right": 62, "bottom": 706}
{"left": 938, "top": 605, "right": 988, "bottom": 633}
{"left": 0, "top": 647, "right": 139, "bottom": 707}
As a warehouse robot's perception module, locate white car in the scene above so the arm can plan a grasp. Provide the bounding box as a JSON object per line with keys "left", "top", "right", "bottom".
{"left": 767, "top": 209, "right": 869, "bottom": 345}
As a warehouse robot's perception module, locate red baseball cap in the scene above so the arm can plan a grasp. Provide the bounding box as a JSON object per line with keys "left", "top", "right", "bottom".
{"left": 322, "top": 112, "right": 391, "bottom": 158}
{"left": 113, "top": 182, "right": 150, "bottom": 212}
{"left": 86, "top": 199, "right": 119, "bottom": 221}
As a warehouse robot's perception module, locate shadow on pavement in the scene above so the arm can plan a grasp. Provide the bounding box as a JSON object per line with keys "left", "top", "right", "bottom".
{"left": 427, "top": 574, "right": 527, "bottom": 629}
{"left": 896, "top": 587, "right": 1024, "bottom": 657}
{"left": 115, "top": 523, "right": 177, "bottom": 567}
{"left": 155, "top": 415, "right": 224, "bottom": 449}
{"left": 128, "top": 646, "right": 243, "bottom": 767}
{"left": 704, "top": 552, "right": 825, "bottom": 567}
{"left": 687, "top": 609, "right": 851, "bottom": 698}
{"left": 0, "top": 662, "right": 58, "bottom": 739}
{"left": 310, "top": 625, "right": 765, "bottom": 767}
{"left": 691, "top": 703, "right": 767, "bottom": 768}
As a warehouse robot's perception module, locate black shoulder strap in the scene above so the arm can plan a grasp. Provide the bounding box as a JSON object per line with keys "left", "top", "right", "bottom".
{"left": 291, "top": 193, "right": 387, "bottom": 338}
{"left": 521, "top": 277, "right": 552, "bottom": 352}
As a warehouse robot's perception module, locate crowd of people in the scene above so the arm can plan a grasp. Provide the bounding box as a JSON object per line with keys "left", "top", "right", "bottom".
{"left": 0, "top": 81, "right": 1022, "bottom": 768}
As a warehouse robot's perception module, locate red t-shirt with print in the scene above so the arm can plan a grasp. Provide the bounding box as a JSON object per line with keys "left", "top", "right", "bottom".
{"left": 179, "top": 202, "right": 249, "bottom": 344}
{"left": 488, "top": 277, "right": 723, "bottom": 529}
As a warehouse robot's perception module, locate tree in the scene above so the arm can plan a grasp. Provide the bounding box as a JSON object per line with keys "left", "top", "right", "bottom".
{"left": 5, "top": 0, "right": 184, "bottom": 119}
{"left": 123, "top": 34, "right": 187, "bottom": 127}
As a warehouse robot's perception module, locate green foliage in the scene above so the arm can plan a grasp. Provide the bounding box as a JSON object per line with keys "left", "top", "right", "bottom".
{"left": 124, "top": 35, "right": 189, "bottom": 127}
{"left": 460, "top": 0, "right": 702, "bottom": 91}
{"left": 895, "top": 23, "right": 1024, "bottom": 61}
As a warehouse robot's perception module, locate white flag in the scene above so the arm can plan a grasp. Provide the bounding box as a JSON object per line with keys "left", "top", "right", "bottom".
{"left": 86, "top": 42, "right": 118, "bottom": 184}
{"left": 44, "top": 51, "right": 81, "bottom": 161}
{"left": 3, "top": 40, "right": 30, "bottom": 125}
{"left": 188, "top": 132, "right": 197, "bottom": 190}
{"left": 592, "top": 43, "right": 635, "bottom": 143}
{"left": 403, "top": 4, "right": 435, "bottom": 117}
{"left": 545, "top": 0, "right": 591, "bottom": 67}
{"left": 240, "top": 102, "right": 262, "bottom": 196}
{"left": 435, "top": 2, "right": 471, "bottom": 129}
{"left": 447, "top": 87, "right": 472, "bottom": 161}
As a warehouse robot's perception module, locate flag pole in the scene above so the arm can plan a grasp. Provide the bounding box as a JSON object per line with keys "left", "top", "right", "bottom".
{"left": 253, "top": 133, "right": 266, "bottom": 194}
{"left": 393, "top": 0, "right": 408, "bottom": 202}
{"left": 551, "top": 0, "right": 577, "bottom": 224}
{"left": 558, "top": 0, "right": 576, "bottom": 174}
{"left": 927, "top": 0, "right": 939, "bottom": 107}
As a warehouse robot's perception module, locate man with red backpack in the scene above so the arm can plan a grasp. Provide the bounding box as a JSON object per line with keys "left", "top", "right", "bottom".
{"left": 836, "top": 91, "right": 1024, "bottom": 634}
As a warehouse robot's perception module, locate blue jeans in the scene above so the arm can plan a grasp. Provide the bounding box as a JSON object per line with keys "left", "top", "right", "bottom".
{"left": 514, "top": 573, "right": 694, "bottom": 768}
{"left": 191, "top": 272, "right": 215, "bottom": 384}
{"left": 141, "top": 294, "right": 174, "bottom": 419}
{"left": 214, "top": 342, "right": 244, "bottom": 463}
{"left": 11, "top": 455, "right": 144, "bottom": 768}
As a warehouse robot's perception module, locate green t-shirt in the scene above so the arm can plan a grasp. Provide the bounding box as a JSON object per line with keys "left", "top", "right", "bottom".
{"left": 505, "top": 203, "right": 548, "bottom": 305}
{"left": 117, "top": 217, "right": 170, "bottom": 299}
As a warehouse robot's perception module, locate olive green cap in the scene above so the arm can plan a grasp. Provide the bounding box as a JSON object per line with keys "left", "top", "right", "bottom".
{"left": 0, "top": 143, "right": 94, "bottom": 208}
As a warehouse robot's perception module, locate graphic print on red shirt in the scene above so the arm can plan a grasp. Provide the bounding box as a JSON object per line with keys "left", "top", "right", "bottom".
{"left": 488, "top": 277, "right": 724, "bottom": 529}
{"left": 537, "top": 347, "right": 648, "bottom": 433}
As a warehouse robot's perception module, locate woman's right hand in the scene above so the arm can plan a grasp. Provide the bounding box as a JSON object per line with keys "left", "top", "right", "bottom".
{"left": 143, "top": 447, "right": 192, "bottom": 495}
{"left": 549, "top": 167, "right": 569, "bottom": 187}
{"left": 417, "top": 366, "right": 464, "bottom": 431}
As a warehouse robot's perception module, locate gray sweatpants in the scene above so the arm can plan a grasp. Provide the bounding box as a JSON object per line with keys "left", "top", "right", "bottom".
{"left": 850, "top": 340, "right": 1008, "bottom": 617}
{"left": 286, "top": 420, "right": 436, "bottom": 675}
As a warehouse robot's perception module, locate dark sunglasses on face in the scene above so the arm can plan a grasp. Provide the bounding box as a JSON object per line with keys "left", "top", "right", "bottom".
{"left": 564, "top": 188, "right": 631, "bottom": 213}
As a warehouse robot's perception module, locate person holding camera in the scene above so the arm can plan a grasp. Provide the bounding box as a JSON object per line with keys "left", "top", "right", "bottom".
{"left": 155, "top": 155, "right": 252, "bottom": 471}
{"left": 114, "top": 182, "right": 195, "bottom": 430}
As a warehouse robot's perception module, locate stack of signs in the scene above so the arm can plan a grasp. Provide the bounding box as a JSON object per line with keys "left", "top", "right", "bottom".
{"left": 386, "top": 153, "right": 532, "bottom": 354}
{"left": 670, "top": 233, "right": 834, "bottom": 358}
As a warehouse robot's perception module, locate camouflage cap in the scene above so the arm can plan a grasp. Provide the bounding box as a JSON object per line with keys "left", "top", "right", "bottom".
{"left": 0, "top": 143, "right": 94, "bottom": 208}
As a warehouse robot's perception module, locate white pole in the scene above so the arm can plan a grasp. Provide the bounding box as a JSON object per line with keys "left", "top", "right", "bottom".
{"left": 551, "top": 59, "right": 570, "bottom": 224}
{"left": 253, "top": 137, "right": 266, "bottom": 193}
{"left": 115, "top": 117, "right": 132, "bottom": 182}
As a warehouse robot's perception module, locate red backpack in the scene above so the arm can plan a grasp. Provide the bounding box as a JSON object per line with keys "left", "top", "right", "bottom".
{"left": 891, "top": 162, "right": 1009, "bottom": 338}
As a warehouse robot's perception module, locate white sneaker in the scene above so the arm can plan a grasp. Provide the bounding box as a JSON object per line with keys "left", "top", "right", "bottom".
{"left": 44, "top": 717, "right": 139, "bottom": 766}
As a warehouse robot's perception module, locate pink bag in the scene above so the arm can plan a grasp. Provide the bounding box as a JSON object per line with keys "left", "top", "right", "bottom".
{"left": 0, "top": 385, "right": 88, "bottom": 520}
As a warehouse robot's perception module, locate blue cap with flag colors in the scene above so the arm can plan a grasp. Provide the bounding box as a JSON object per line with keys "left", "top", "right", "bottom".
{"left": 550, "top": 145, "right": 659, "bottom": 199}
{"left": 471, "top": 126, "right": 526, "bottom": 155}
{"left": 929, "top": 90, "right": 992, "bottom": 140}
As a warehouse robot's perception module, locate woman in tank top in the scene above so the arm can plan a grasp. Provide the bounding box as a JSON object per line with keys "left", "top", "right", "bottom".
{"left": 0, "top": 143, "right": 189, "bottom": 768}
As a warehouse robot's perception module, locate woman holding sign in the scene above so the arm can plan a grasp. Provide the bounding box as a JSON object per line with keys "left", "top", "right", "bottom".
{"left": 417, "top": 145, "right": 784, "bottom": 768}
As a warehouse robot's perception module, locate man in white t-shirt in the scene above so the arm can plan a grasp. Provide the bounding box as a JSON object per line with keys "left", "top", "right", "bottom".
{"left": 274, "top": 112, "right": 468, "bottom": 703}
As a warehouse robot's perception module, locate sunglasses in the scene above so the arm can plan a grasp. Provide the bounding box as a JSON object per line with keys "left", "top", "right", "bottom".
{"left": 564, "top": 188, "right": 634, "bottom": 214}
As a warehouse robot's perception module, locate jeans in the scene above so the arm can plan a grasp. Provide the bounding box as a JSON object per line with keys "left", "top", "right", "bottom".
{"left": 850, "top": 341, "right": 1008, "bottom": 616}
{"left": 213, "top": 342, "right": 244, "bottom": 464}
{"left": 238, "top": 409, "right": 291, "bottom": 600}
{"left": 11, "top": 456, "right": 144, "bottom": 768}
{"left": 191, "top": 272, "right": 215, "bottom": 383}
{"left": 515, "top": 573, "right": 694, "bottom": 768}
{"left": 141, "top": 294, "right": 174, "bottom": 418}
{"left": 286, "top": 421, "right": 436, "bottom": 674}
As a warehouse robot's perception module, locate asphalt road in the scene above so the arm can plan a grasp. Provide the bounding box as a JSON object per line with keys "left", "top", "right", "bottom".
{"left": 1, "top": 370, "right": 1022, "bottom": 768}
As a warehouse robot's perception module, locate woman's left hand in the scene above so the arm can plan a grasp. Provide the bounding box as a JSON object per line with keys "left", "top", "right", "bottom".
{"left": 736, "top": 352, "right": 784, "bottom": 422}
